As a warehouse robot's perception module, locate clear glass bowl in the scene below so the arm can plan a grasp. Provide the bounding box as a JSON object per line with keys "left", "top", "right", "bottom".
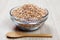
{"left": 10, "top": 6, "right": 48, "bottom": 32}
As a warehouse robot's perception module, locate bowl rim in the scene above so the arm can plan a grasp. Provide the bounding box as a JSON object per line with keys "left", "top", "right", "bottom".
{"left": 10, "top": 6, "right": 49, "bottom": 24}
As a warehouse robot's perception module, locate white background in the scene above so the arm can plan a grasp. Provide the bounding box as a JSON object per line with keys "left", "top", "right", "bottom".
{"left": 0, "top": 0, "right": 60, "bottom": 40}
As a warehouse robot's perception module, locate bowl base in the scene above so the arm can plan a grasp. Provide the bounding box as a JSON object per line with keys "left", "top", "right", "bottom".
{"left": 16, "top": 26, "right": 40, "bottom": 32}
{"left": 15, "top": 22, "right": 44, "bottom": 32}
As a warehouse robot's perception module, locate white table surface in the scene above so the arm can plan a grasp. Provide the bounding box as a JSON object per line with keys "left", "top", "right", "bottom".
{"left": 0, "top": 0, "right": 60, "bottom": 40}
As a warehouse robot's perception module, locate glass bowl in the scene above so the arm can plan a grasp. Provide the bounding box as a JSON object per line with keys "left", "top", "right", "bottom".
{"left": 10, "top": 6, "right": 48, "bottom": 32}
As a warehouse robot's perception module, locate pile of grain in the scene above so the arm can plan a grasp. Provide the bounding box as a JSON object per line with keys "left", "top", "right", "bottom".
{"left": 12, "top": 4, "right": 46, "bottom": 21}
